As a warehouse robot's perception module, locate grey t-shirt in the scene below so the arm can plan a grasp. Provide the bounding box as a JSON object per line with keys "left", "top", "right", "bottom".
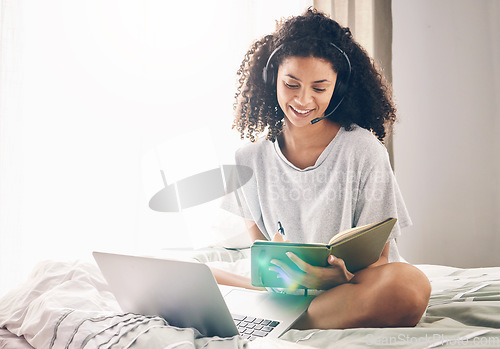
{"left": 223, "top": 124, "right": 412, "bottom": 262}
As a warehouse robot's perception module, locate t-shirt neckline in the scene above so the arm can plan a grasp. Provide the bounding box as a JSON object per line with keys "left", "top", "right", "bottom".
{"left": 273, "top": 127, "right": 345, "bottom": 172}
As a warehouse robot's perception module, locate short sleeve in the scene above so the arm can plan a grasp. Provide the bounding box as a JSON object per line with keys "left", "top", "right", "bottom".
{"left": 220, "top": 176, "right": 254, "bottom": 221}
{"left": 219, "top": 150, "right": 268, "bottom": 239}
{"left": 353, "top": 147, "right": 412, "bottom": 261}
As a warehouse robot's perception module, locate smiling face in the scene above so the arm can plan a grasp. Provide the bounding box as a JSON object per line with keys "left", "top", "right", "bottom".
{"left": 276, "top": 56, "right": 337, "bottom": 128}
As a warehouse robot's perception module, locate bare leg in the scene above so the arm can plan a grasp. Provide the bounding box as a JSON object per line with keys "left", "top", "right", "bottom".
{"left": 293, "top": 263, "right": 431, "bottom": 329}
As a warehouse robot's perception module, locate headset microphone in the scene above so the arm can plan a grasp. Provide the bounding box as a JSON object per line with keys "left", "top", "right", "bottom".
{"left": 310, "top": 92, "right": 346, "bottom": 124}
{"left": 310, "top": 115, "right": 328, "bottom": 124}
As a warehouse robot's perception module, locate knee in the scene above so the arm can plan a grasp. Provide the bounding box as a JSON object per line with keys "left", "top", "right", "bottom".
{"left": 375, "top": 263, "right": 431, "bottom": 327}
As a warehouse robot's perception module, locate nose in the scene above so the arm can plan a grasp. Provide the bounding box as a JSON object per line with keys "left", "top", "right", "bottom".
{"left": 295, "top": 88, "right": 313, "bottom": 106}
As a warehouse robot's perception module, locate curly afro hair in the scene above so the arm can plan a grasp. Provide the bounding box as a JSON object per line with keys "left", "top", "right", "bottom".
{"left": 232, "top": 8, "right": 396, "bottom": 143}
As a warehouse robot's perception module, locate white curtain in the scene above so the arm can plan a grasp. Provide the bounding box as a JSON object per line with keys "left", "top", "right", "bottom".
{"left": 0, "top": 0, "right": 313, "bottom": 295}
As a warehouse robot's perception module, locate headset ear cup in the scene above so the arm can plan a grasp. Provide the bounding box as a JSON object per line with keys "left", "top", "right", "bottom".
{"left": 263, "top": 63, "right": 276, "bottom": 86}
{"left": 335, "top": 79, "right": 348, "bottom": 103}
{"left": 269, "top": 64, "right": 275, "bottom": 86}
{"left": 262, "top": 66, "right": 269, "bottom": 84}
{"left": 326, "top": 79, "right": 346, "bottom": 115}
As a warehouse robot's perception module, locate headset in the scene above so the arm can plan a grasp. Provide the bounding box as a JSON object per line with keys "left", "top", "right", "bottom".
{"left": 262, "top": 39, "right": 352, "bottom": 124}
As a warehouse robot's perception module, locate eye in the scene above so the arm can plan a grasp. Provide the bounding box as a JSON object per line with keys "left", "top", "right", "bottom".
{"left": 313, "top": 88, "right": 327, "bottom": 92}
{"left": 284, "top": 82, "right": 299, "bottom": 89}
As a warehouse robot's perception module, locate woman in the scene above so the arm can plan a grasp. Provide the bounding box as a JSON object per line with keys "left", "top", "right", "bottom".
{"left": 218, "top": 8, "right": 431, "bottom": 330}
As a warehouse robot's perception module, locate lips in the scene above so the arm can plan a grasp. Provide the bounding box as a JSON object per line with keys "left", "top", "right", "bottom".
{"left": 290, "top": 105, "right": 315, "bottom": 118}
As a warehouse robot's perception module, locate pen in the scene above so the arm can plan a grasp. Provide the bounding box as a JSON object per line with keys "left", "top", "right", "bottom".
{"left": 277, "top": 221, "right": 285, "bottom": 236}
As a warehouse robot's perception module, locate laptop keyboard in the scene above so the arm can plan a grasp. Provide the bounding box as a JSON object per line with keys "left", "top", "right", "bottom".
{"left": 232, "top": 314, "right": 280, "bottom": 341}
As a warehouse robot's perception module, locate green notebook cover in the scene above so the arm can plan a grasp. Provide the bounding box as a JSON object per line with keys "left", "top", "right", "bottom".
{"left": 251, "top": 217, "right": 397, "bottom": 288}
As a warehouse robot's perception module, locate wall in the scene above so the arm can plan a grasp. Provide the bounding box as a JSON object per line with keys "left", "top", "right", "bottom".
{"left": 392, "top": 0, "right": 500, "bottom": 267}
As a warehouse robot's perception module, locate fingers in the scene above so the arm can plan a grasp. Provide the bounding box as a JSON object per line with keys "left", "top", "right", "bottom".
{"left": 328, "top": 254, "right": 339, "bottom": 266}
{"left": 270, "top": 253, "right": 319, "bottom": 289}
{"left": 285, "top": 252, "right": 311, "bottom": 273}
{"left": 328, "top": 254, "right": 354, "bottom": 283}
{"left": 272, "top": 233, "right": 284, "bottom": 242}
{"left": 273, "top": 253, "right": 352, "bottom": 290}
{"left": 327, "top": 254, "right": 347, "bottom": 272}
{"left": 268, "top": 258, "right": 303, "bottom": 290}
{"left": 271, "top": 233, "right": 291, "bottom": 243}
{"left": 328, "top": 254, "right": 346, "bottom": 269}
{"left": 268, "top": 253, "right": 352, "bottom": 290}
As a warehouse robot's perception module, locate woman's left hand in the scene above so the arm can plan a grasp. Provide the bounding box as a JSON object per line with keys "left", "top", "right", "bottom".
{"left": 269, "top": 252, "right": 354, "bottom": 290}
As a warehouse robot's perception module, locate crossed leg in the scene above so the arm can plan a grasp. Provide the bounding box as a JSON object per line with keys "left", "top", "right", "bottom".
{"left": 292, "top": 262, "right": 431, "bottom": 329}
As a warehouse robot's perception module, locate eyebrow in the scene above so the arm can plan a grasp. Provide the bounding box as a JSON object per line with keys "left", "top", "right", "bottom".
{"left": 286, "top": 74, "right": 331, "bottom": 84}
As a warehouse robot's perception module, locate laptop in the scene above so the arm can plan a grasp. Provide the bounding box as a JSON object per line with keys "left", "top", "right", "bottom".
{"left": 93, "top": 251, "right": 314, "bottom": 340}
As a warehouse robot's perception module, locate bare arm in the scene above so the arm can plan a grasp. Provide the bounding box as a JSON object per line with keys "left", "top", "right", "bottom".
{"left": 244, "top": 219, "right": 268, "bottom": 242}
{"left": 210, "top": 267, "right": 264, "bottom": 291}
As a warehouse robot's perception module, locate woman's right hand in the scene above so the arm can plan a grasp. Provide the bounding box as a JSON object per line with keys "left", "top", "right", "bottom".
{"left": 271, "top": 233, "right": 290, "bottom": 243}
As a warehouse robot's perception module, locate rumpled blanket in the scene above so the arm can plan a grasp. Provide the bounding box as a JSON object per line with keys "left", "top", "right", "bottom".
{"left": 0, "top": 260, "right": 312, "bottom": 349}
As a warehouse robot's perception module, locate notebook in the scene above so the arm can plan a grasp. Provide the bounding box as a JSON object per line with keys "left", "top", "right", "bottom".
{"left": 93, "top": 251, "right": 314, "bottom": 340}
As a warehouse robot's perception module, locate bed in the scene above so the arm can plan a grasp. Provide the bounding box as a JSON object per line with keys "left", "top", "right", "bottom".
{"left": 1, "top": 248, "right": 499, "bottom": 349}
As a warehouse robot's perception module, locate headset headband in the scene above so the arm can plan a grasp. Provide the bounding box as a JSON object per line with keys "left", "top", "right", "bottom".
{"left": 262, "top": 39, "right": 352, "bottom": 86}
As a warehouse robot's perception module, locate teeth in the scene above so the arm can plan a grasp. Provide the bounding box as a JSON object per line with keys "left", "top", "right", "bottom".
{"left": 291, "top": 105, "right": 313, "bottom": 114}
